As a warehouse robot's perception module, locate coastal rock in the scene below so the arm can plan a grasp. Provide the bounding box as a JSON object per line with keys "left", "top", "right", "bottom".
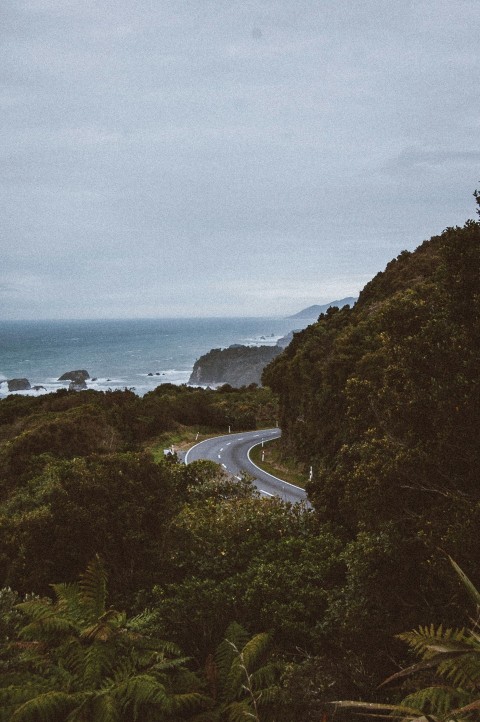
{"left": 33, "top": 385, "right": 47, "bottom": 391}
{"left": 189, "top": 345, "right": 282, "bottom": 388}
{"left": 58, "top": 370, "right": 90, "bottom": 383}
{"left": 7, "top": 378, "right": 31, "bottom": 392}
{"left": 68, "top": 380, "right": 87, "bottom": 391}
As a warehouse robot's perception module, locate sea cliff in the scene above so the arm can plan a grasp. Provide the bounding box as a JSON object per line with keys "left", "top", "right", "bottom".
{"left": 188, "top": 345, "right": 282, "bottom": 387}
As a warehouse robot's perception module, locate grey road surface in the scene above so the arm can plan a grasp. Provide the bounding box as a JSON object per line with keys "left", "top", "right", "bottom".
{"left": 184, "top": 428, "right": 308, "bottom": 505}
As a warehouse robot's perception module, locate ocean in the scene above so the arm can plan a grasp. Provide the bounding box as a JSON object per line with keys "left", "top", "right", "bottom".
{"left": 0, "top": 317, "right": 305, "bottom": 398}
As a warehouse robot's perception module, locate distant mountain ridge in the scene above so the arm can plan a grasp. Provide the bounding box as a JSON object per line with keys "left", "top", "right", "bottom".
{"left": 288, "top": 297, "right": 357, "bottom": 319}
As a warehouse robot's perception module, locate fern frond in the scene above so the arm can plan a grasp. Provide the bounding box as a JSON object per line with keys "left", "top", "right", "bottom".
{"left": 11, "top": 691, "right": 79, "bottom": 722}
{"left": 224, "top": 699, "right": 256, "bottom": 722}
{"left": 67, "top": 692, "right": 118, "bottom": 722}
{"left": 225, "top": 656, "right": 246, "bottom": 702}
{"left": 381, "top": 650, "right": 476, "bottom": 687}
{"left": 79, "top": 556, "right": 107, "bottom": 622}
{"left": 82, "top": 641, "right": 116, "bottom": 689}
{"left": 132, "top": 637, "right": 182, "bottom": 657}
{"left": 240, "top": 632, "right": 271, "bottom": 672}
{"left": 162, "top": 691, "right": 209, "bottom": 715}
{"left": 216, "top": 623, "right": 250, "bottom": 686}
{"left": 249, "top": 662, "right": 279, "bottom": 692}
{"left": 0, "top": 685, "right": 51, "bottom": 722}
{"left": 19, "top": 615, "right": 78, "bottom": 641}
{"left": 449, "top": 557, "right": 480, "bottom": 612}
{"left": 402, "top": 685, "right": 468, "bottom": 717}
{"left": 254, "top": 684, "right": 281, "bottom": 707}
{"left": 398, "top": 626, "right": 469, "bottom": 659}
{"left": 60, "top": 638, "right": 85, "bottom": 678}
{"left": 51, "top": 583, "right": 82, "bottom": 618}
{"left": 223, "top": 634, "right": 271, "bottom": 703}
{"left": 16, "top": 599, "right": 53, "bottom": 621}
{"left": 437, "top": 651, "right": 480, "bottom": 689}
{"left": 148, "top": 655, "right": 192, "bottom": 674}
{"left": 115, "top": 674, "right": 169, "bottom": 719}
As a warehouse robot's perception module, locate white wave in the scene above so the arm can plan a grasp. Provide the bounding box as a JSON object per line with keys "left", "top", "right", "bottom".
{"left": 241, "top": 334, "right": 283, "bottom": 347}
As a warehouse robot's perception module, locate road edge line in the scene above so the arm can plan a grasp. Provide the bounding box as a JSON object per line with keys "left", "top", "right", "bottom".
{"left": 247, "top": 440, "right": 305, "bottom": 491}
{"left": 184, "top": 428, "right": 279, "bottom": 465}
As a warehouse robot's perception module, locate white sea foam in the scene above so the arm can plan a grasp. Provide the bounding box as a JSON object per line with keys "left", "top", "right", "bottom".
{"left": 241, "top": 334, "right": 283, "bottom": 347}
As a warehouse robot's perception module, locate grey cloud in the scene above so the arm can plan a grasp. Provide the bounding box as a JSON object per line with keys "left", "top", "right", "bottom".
{"left": 1, "top": 0, "right": 479, "bottom": 319}
{"left": 385, "top": 148, "right": 480, "bottom": 173}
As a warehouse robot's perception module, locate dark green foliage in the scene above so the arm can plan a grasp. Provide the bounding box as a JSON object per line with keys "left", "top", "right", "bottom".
{"left": 0, "top": 385, "right": 278, "bottom": 461}
{"left": 1, "top": 196, "right": 479, "bottom": 719}
{"left": 334, "top": 560, "right": 480, "bottom": 722}
{"left": 262, "top": 212, "right": 480, "bottom": 680}
{"left": 151, "top": 493, "right": 344, "bottom": 661}
{"left": 0, "top": 453, "right": 187, "bottom": 599}
{"left": 201, "top": 621, "right": 282, "bottom": 721}
{"left": 142, "top": 383, "right": 276, "bottom": 432}
{"left": 0, "top": 558, "right": 206, "bottom": 722}
{"left": 0, "top": 405, "right": 122, "bottom": 490}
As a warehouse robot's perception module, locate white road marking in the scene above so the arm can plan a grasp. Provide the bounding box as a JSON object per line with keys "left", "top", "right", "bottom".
{"left": 246, "top": 442, "right": 305, "bottom": 492}
{"left": 184, "top": 428, "right": 281, "bottom": 465}
{"left": 220, "top": 447, "right": 224, "bottom": 451}
{"left": 260, "top": 489, "right": 274, "bottom": 497}
{"left": 235, "top": 475, "right": 242, "bottom": 480}
{"left": 222, "top": 463, "right": 227, "bottom": 469}
{"left": 217, "top": 454, "right": 221, "bottom": 459}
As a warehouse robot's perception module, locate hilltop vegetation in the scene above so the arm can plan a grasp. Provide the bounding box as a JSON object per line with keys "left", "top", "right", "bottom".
{"left": 0, "top": 193, "right": 479, "bottom": 720}
{"left": 263, "top": 198, "right": 480, "bottom": 685}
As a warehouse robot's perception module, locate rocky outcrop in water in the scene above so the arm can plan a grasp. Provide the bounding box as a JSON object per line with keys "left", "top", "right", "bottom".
{"left": 7, "top": 378, "right": 31, "bottom": 392}
{"left": 189, "top": 345, "right": 282, "bottom": 387}
{"left": 69, "top": 380, "right": 88, "bottom": 391}
{"left": 58, "top": 370, "right": 90, "bottom": 383}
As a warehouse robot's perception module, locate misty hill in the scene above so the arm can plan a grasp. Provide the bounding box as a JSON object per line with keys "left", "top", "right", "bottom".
{"left": 288, "top": 296, "right": 357, "bottom": 319}
{"left": 189, "top": 345, "right": 282, "bottom": 387}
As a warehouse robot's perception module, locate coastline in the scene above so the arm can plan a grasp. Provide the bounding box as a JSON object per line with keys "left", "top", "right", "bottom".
{"left": 0, "top": 316, "right": 306, "bottom": 399}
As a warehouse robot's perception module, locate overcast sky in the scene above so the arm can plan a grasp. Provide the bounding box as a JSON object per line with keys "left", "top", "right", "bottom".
{"left": 1, "top": 0, "right": 479, "bottom": 319}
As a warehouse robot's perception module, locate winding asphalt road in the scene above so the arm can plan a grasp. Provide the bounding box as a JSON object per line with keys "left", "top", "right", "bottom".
{"left": 184, "top": 428, "right": 308, "bottom": 505}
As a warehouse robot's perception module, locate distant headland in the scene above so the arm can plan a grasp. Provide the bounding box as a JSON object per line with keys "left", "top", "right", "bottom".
{"left": 189, "top": 297, "right": 358, "bottom": 387}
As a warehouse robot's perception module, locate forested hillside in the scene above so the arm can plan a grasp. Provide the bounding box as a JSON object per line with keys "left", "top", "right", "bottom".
{"left": 0, "top": 194, "right": 479, "bottom": 720}
{"left": 263, "top": 197, "right": 480, "bottom": 693}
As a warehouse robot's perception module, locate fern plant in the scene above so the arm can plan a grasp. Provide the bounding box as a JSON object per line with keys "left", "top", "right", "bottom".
{"left": 0, "top": 556, "right": 206, "bottom": 721}
{"left": 333, "top": 558, "right": 480, "bottom": 722}
{"left": 199, "top": 622, "right": 282, "bottom": 722}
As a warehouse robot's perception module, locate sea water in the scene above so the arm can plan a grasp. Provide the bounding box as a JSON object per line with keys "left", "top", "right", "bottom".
{"left": 0, "top": 317, "right": 305, "bottom": 397}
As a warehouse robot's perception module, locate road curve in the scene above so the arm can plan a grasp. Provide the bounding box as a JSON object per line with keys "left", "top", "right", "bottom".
{"left": 184, "top": 428, "right": 308, "bottom": 505}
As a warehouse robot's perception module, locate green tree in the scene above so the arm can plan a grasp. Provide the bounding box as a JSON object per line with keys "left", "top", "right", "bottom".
{"left": 0, "top": 453, "right": 181, "bottom": 601}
